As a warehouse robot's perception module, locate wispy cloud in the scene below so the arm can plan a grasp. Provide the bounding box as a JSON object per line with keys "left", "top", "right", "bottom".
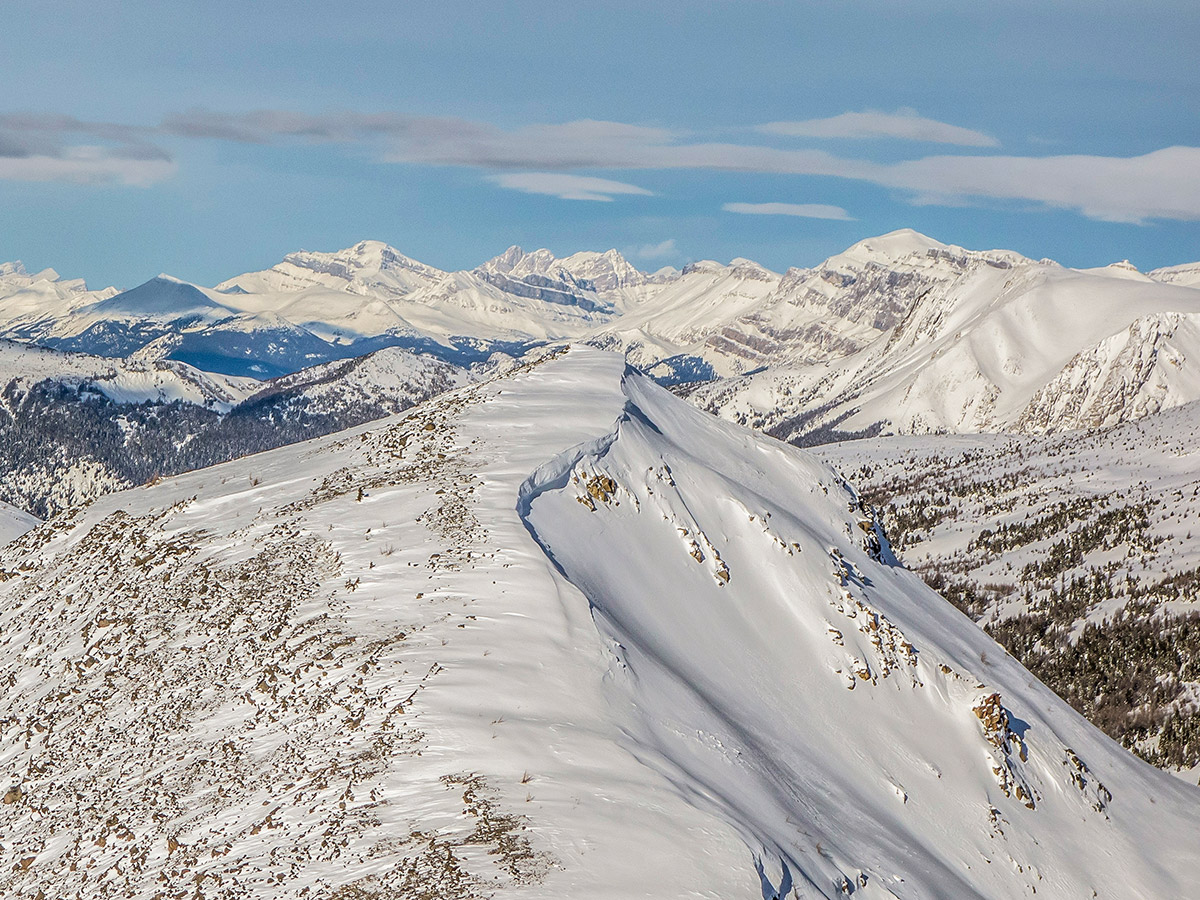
{"left": 160, "top": 109, "right": 429, "bottom": 144}
{"left": 488, "top": 172, "right": 654, "bottom": 202}
{"left": 874, "top": 147, "right": 1200, "bottom": 224}
{"left": 760, "top": 109, "right": 998, "bottom": 148}
{"left": 5, "top": 107, "right": 1199, "bottom": 225}
{"left": 0, "top": 152, "right": 176, "bottom": 186}
{"left": 722, "top": 201, "right": 855, "bottom": 221}
{"left": 632, "top": 238, "right": 678, "bottom": 259}
{"left": 0, "top": 114, "right": 174, "bottom": 185}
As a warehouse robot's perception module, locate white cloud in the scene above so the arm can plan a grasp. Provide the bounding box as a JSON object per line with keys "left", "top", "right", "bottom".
{"left": 722, "top": 201, "right": 855, "bottom": 221}
{"left": 0, "top": 115, "right": 174, "bottom": 186}
{"left": 633, "top": 239, "right": 678, "bottom": 259}
{"left": 760, "top": 109, "right": 998, "bottom": 147}
{"left": 488, "top": 172, "right": 654, "bottom": 202}
{"left": 873, "top": 146, "right": 1200, "bottom": 224}
{"left": 0, "top": 150, "right": 176, "bottom": 186}
{"left": 14, "top": 107, "right": 1198, "bottom": 224}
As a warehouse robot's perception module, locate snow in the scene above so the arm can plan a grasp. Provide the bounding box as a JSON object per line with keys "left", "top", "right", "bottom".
{"left": 6, "top": 230, "right": 1200, "bottom": 433}
{"left": 1150, "top": 260, "right": 1200, "bottom": 288}
{"left": 0, "top": 500, "right": 38, "bottom": 545}
{"left": 2, "top": 346, "right": 1197, "bottom": 898}
{"left": 693, "top": 243, "right": 1200, "bottom": 438}
{"left": 0, "top": 339, "right": 259, "bottom": 410}
{"left": 815, "top": 397, "right": 1200, "bottom": 629}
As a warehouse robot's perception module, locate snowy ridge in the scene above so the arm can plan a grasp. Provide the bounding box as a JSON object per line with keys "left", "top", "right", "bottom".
{"left": 2, "top": 347, "right": 1196, "bottom": 898}
{"left": 247, "top": 344, "right": 472, "bottom": 413}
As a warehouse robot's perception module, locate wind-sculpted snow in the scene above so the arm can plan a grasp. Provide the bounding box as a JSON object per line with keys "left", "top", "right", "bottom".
{"left": 2, "top": 346, "right": 1198, "bottom": 899}
{"left": 522, "top": 360, "right": 1200, "bottom": 898}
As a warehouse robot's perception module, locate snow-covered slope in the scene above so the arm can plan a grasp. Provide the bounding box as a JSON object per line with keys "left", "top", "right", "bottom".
{"left": 815, "top": 400, "right": 1200, "bottom": 774}
{"left": 2, "top": 347, "right": 1196, "bottom": 899}
{"left": 585, "top": 257, "right": 783, "bottom": 381}
{"left": 0, "top": 500, "right": 38, "bottom": 545}
{"left": 0, "top": 338, "right": 258, "bottom": 410}
{"left": 1150, "top": 261, "right": 1200, "bottom": 288}
{"left": 692, "top": 233, "right": 1200, "bottom": 439}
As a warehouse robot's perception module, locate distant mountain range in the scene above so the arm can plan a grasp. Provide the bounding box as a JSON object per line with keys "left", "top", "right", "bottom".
{"left": 5, "top": 231, "right": 1200, "bottom": 442}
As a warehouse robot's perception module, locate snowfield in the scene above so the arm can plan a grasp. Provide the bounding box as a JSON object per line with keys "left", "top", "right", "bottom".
{"left": 2, "top": 347, "right": 1198, "bottom": 899}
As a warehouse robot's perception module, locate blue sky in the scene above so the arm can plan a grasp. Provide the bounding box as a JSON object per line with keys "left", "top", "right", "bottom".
{"left": 2, "top": 0, "right": 1198, "bottom": 287}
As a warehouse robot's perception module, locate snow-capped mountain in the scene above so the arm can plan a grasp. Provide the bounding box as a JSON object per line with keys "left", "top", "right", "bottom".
{"left": 0, "top": 261, "right": 118, "bottom": 330}
{"left": 0, "top": 243, "right": 628, "bottom": 378}
{"left": 0, "top": 271, "right": 340, "bottom": 377}
{"left": 584, "top": 256, "right": 784, "bottom": 382}
{"left": 0, "top": 337, "right": 258, "bottom": 410}
{"left": 5, "top": 231, "right": 1200, "bottom": 436}
{"left": 219, "top": 239, "right": 623, "bottom": 354}
{"left": 2, "top": 346, "right": 1196, "bottom": 898}
{"left": 220, "top": 239, "right": 445, "bottom": 298}
{"left": 479, "top": 244, "right": 650, "bottom": 297}
{"left": 1150, "top": 260, "right": 1200, "bottom": 288}
{"left": 0, "top": 342, "right": 466, "bottom": 519}
{"left": 690, "top": 231, "right": 1200, "bottom": 440}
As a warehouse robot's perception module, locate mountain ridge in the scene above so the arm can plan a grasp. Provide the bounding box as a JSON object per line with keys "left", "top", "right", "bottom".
{"left": 4, "top": 230, "right": 1200, "bottom": 435}
{"left": 2, "top": 345, "right": 1197, "bottom": 898}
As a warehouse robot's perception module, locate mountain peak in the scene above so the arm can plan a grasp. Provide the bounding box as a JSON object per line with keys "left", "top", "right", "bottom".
{"left": 844, "top": 228, "right": 949, "bottom": 260}
{"left": 480, "top": 245, "right": 648, "bottom": 292}
{"left": 1080, "top": 259, "right": 1151, "bottom": 281}
{"left": 308, "top": 240, "right": 433, "bottom": 275}
{"left": 92, "top": 273, "right": 229, "bottom": 319}
{"left": 481, "top": 245, "right": 527, "bottom": 275}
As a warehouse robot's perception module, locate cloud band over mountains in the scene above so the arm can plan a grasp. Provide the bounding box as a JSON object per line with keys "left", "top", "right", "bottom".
{"left": 2, "top": 109, "right": 1198, "bottom": 224}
